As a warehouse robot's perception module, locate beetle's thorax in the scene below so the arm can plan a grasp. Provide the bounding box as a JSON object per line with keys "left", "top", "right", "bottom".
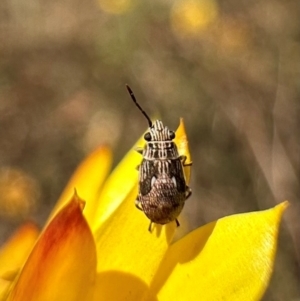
{"left": 143, "top": 120, "right": 179, "bottom": 160}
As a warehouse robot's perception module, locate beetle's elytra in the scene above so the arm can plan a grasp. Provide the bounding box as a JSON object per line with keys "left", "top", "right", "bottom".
{"left": 126, "top": 85, "right": 192, "bottom": 232}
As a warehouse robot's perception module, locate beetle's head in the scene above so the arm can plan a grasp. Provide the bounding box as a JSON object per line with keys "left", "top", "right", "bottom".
{"left": 144, "top": 120, "right": 175, "bottom": 142}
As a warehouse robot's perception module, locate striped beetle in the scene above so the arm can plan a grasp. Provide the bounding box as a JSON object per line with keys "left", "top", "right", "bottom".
{"left": 126, "top": 85, "right": 192, "bottom": 231}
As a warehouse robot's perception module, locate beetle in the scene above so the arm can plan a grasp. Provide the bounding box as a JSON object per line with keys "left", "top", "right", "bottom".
{"left": 126, "top": 85, "right": 192, "bottom": 231}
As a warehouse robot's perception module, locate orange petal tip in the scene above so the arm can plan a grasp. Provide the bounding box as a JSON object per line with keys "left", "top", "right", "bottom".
{"left": 8, "top": 196, "right": 97, "bottom": 301}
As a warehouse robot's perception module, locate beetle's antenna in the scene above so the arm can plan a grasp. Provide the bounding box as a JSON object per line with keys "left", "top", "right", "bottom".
{"left": 126, "top": 84, "right": 152, "bottom": 127}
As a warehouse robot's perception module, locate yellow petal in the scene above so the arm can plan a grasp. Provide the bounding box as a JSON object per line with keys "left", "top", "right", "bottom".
{"left": 91, "top": 136, "right": 144, "bottom": 230}
{"left": 48, "top": 146, "right": 112, "bottom": 224}
{"left": 174, "top": 118, "right": 192, "bottom": 184}
{"left": 93, "top": 188, "right": 177, "bottom": 301}
{"left": 149, "top": 202, "right": 288, "bottom": 301}
{"left": 0, "top": 223, "right": 39, "bottom": 281}
{"left": 0, "top": 278, "right": 11, "bottom": 301}
{"left": 8, "top": 193, "right": 97, "bottom": 301}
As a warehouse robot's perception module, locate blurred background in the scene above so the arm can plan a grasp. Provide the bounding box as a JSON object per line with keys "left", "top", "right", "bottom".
{"left": 0, "top": 0, "right": 299, "bottom": 299}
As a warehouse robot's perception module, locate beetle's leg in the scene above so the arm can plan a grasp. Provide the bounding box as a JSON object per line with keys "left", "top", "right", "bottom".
{"left": 135, "top": 147, "right": 143, "bottom": 154}
{"left": 185, "top": 186, "right": 192, "bottom": 200}
{"left": 175, "top": 219, "right": 180, "bottom": 227}
{"left": 135, "top": 147, "right": 142, "bottom": 170}
{"left": 180, "top": 155, "right": 192, "bottom": 167}
{"left": 135, "top": 199, "right": 143, "bottom": 211}
{"left": 148, "top": 221, "right": 153, "bottom": 232}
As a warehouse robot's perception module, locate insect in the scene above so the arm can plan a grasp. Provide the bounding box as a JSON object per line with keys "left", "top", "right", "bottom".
{"left": 126, "top": 84, "right": 192, "bottom": 232}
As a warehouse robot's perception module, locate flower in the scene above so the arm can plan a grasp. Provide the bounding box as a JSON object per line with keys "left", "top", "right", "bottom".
{"left": 0, "top": 119, "right": 287, "bottom": 301}
{"left": 170, "top": 0, "right": 219, "bottom": 37}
